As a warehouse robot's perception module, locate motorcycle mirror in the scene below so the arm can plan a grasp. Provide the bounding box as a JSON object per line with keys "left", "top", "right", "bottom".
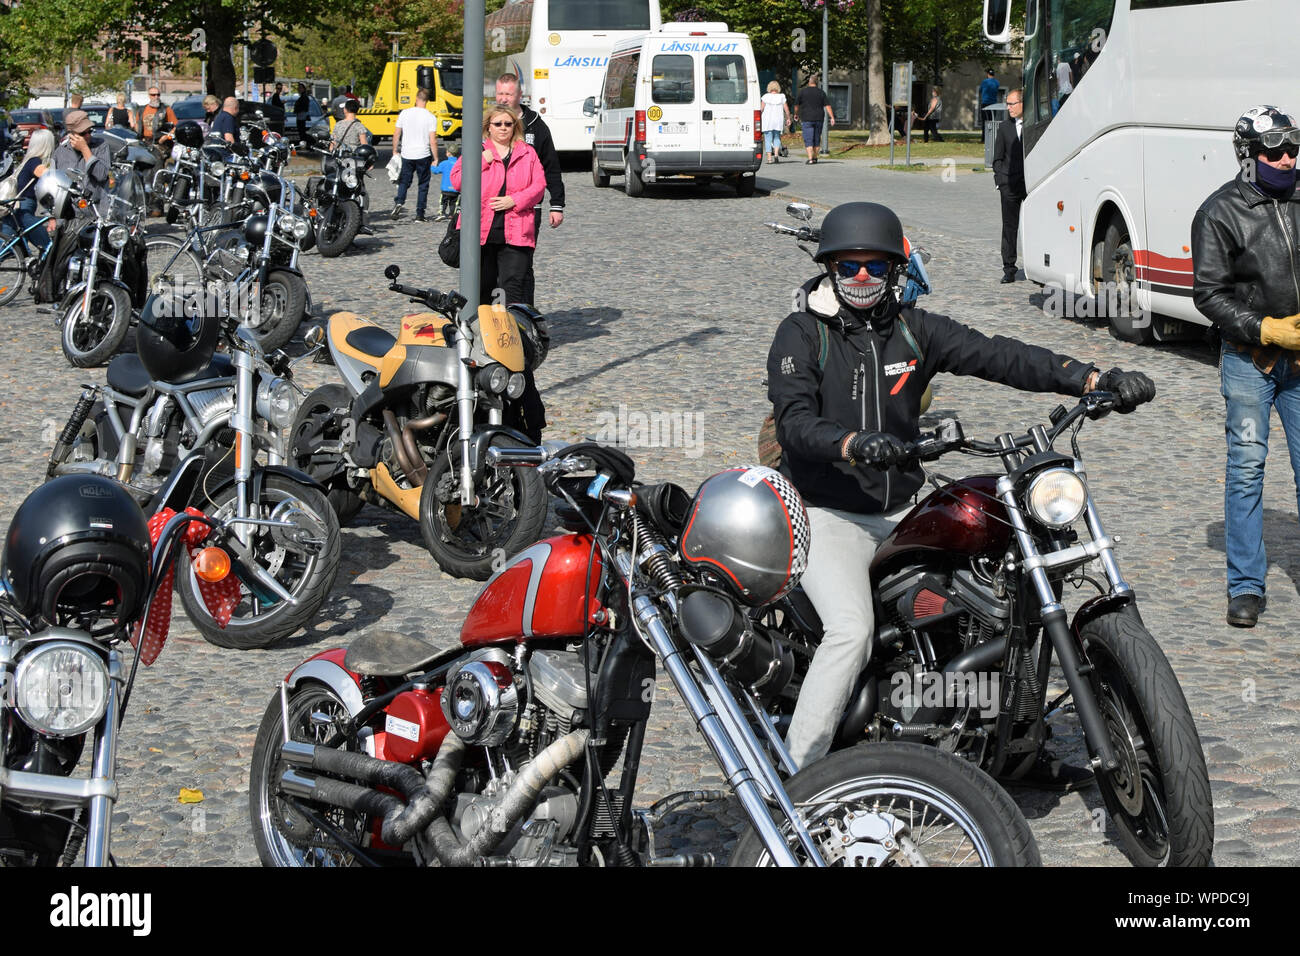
{"left": 786, "top": 202, "right": 813, "bottom": 221}
{"left": 303, "top": 325, "right": 326, "bottom": 350}
{"left": 384, "top": 264, "right": 400, "bottom": 281}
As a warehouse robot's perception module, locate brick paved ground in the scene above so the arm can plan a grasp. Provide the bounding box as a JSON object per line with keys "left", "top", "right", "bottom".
{"left": 1, "top": 149, "right": 1296, "bottom": 866}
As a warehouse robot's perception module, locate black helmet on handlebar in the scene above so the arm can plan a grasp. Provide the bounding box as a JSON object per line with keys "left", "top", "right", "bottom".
{"left": 136, "top": 290, "right": 221, "bottom": 383}
{"left": 174, "top": 120, "right": 204, "bottom": 149}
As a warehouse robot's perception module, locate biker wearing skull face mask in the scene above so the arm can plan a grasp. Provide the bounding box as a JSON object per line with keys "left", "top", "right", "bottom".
{"left": 766, "top": 201, "right": 1155, "bottom": 777}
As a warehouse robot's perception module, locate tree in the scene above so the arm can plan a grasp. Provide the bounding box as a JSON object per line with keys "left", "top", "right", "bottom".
{"left": 0, "top": 0, "right": 129, "bottom": 101}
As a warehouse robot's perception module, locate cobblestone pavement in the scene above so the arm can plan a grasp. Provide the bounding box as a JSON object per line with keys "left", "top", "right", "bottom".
{"left": 1, "top": 150, "right": 1297, "bottom": 867}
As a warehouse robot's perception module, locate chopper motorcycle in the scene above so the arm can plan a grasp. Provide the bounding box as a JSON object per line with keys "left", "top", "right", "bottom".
{"left": 754, "top": 394, "right": 1214, "bottom": 867}
{"left": 248, "top": 441, "right": 1038, "bottom": 867}
{"left": 0, "top": 469, "right": 255, "bottom": 866}
{"left": 289, "top": 265, "right": 549, "bottom": 579}
{"left": 44, "top": 297, "right": 341, "bottom": 649}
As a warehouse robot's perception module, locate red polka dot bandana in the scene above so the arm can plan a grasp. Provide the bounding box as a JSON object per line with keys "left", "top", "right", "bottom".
{"left": 131, "top": 507, "right": 241, "bottom": 664}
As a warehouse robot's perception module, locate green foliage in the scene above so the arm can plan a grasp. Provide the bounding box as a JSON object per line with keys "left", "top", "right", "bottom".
{"left": 0, "top": 0, "right": 130, "bottom": 100}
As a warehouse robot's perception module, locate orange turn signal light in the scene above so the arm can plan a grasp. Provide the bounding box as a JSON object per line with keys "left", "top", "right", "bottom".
{"left": 240, "top": 170, "right": 250, "bottom": 181}
{"left": 193, "top": 547, "right": 231, "bottom": 582}
{"left": 1056, "top": 201, "right": 1064, "bottom": 212}
{"left": 77, "top": 199, "right": 88, "bottom": 209}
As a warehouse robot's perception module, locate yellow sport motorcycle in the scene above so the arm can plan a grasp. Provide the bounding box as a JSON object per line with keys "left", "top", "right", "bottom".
{"left": 290, "top": 264, "right": 550, "bottom": 579}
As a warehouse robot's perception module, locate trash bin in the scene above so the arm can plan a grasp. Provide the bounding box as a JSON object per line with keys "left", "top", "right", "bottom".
{"left": 983, "top": 102, "right": 1008, "bottom": 166}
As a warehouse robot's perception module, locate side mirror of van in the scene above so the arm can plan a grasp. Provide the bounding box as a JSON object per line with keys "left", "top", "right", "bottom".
{"left": 582, "top": 96, "right": 597, "bottom": 117}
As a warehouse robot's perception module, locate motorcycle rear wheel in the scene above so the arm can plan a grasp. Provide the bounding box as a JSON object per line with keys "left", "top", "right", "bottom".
{"left": 419, "top": 434, "right": 548, "bottom": 580}
{"left": 249, "top": 684, "right": 373, "bottom": 867}
{"left": 1080, "top": 607, "right": 1214, "bottom": 866}
{"left": 60, "top": 283, "right": 132, "bottom": 368}
{"left": 729, "top": 743, "right": 1040, "bottom": 867}
{"left": 315, "top": 200, "right": 362, "bottom": 258}
{"left": 177, "top": 474, "right": 341, "bottom": 648}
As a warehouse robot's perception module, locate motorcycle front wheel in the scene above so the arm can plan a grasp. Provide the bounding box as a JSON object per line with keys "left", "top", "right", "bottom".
{"left": 315, "top": 200, "right": 361, "bottom": 258}
{"left": 249, "top": 270, "right": 307, "bottom": 354}
{"left": 60, "top": 284, "right": 132, "bottom": 368}
{"left": 177, "top": 474, "right": 341, "bottom": 648}
{"left": 419, "top": 434, "right": 548, "bottom": 580}
{"left": 249, "top": 684, "right": 375, "bottom": 867}
{"left": 1080, "top": 606, "right": 1214, "bottom": 866}
{"left": 730, "top": 743, "right": 1040, "bottom": 867}
{"left": 0, "top": 241, "right": 27, "bottom": 306}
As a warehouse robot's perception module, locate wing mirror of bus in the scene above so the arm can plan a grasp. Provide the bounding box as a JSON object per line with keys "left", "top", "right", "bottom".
{"left": 983, "top": 0, "right": 1012, "bottom": 43}
{"left": 582, "top": 97, "right": 597, "bottom": 117}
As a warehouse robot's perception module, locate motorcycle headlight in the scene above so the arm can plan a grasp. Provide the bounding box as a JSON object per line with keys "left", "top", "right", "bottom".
{"left": 478, "top": 363, "right": 509, "bottom": 395}
{"left": 256, "top": 376, "right": 298, "bottom": 430}
{"left": 15, "top": 641, "right": 111, "bottom": 737}
{"left": 506, "top": 372, "right": 526, "bottom": 400}
{"left": 292, "top": 218, "right": 311, "bottom": 240}
{"left": 107, "top": 225, "right": 129, "bottom": 250}
{"left": 209, "top": 160, "right": 226, "bottom": 179}
{"left": 341, "top": 165, "right": 359, "bottom": 189}
{"left": 1025, "top": 468, "right": 1088, "bottom": 529}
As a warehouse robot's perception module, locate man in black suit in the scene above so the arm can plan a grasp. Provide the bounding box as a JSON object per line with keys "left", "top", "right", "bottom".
{"left": 992, "top": 89, "right": 1026, "bottom": 283}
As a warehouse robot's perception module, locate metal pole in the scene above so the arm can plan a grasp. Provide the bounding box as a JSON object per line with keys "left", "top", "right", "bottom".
{"left": 904, "top": 62, "right": 913, "bottom": 167}
{"left": 461, "top": 2, "right": 483, "bottom": 312}
{"left": 820, "top": 7, "right": 829, "bottom": 156}
{"left": 242, "top": 30, "right": 249, "bottom": 99}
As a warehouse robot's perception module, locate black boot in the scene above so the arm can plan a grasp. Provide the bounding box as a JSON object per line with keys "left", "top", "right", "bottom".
{"left": 1226, "top": 593, "right": 1265, "bottom": 627}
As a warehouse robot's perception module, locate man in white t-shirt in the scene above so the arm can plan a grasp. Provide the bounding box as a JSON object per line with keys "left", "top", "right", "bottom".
{"left": 1055, "top": 58, "right": 1074, "bottom": 110}
{"left": 391, "top": 87, "right": 439, "bottom": 221}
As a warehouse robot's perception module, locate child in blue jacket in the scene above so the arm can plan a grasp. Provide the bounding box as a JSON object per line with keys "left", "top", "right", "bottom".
{"left": 433, "top": 143, "right": 460, "bottom": 220}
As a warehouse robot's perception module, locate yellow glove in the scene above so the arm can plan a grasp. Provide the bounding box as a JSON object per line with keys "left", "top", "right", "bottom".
{"left": 1260, "top": 314, "right": 1300, "bottom": 350}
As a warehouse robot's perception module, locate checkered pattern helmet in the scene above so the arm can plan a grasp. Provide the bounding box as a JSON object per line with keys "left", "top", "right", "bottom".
{"left": 678, "top": 466, "right": 810, "bottom": 606}
{"left": 1233, "top": 105, "right": 1299, "bottom": 160}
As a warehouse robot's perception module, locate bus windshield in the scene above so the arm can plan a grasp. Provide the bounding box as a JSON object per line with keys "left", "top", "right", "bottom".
{"left": 1023, "top": 0, "right": 1115, "bottom": 132}
{"left": 548, "top": 0, "right": 652, "bottom": 31}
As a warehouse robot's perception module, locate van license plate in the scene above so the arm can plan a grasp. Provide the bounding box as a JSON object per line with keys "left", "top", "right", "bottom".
{"left": 659, "top": 123, "right": 687, "bottom": 134}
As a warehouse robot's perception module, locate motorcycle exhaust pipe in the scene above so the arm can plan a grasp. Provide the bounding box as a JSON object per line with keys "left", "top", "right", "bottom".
{"left": 281, "top": 768, "right": 408, "bottom": 820}
{"left": 942, "top": 635, "right": 1008, "bottom": 676}
{"left": 382, "top": 409, "right": 426, "bottom": 487}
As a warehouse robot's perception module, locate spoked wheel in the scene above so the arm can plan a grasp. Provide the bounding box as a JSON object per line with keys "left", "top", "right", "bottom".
{"left": 249, "top": 685, "right": 374, "bottom": 867}
{"left": 0, "top": 241, "right": 27, "bottom": 306}
{"left": 178, "top": 474, "right": 341, "bottom": 648}
{"left": 1080, "top": 607, "right": 1214, "bottom": 866}
{"left": 143, "top": 234, "right": 205, "bottom": 297}
{"left": 730, "top": 743, "right": 1040, "bottom": 867}
{"left": 60, "top": 284, "right": 132, "bottom": 368}
{"left": 419, "top": 435, "right": 548, "bottom": 580}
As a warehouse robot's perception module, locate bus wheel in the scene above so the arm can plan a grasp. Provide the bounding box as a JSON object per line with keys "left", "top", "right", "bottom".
{"left": 1095, "top": 218, "right": 1152, "bottom": 345}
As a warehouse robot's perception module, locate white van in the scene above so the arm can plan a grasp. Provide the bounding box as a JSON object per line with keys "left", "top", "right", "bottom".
{"left": 585, "top": 22, "right": 762, "bottom": 197}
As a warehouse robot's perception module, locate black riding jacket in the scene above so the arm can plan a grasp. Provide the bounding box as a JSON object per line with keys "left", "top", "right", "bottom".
{"left": 1192, "top": 173, "right": 1300, "bottom": 349}
{"left": 520, "top": 105, "right": 565, "bottom": 213}
{"left": 767, "top": 275, "right": 1096, "bottom": 515}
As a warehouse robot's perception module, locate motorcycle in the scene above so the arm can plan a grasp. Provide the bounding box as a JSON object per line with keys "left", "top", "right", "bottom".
{"left": 754, "top": 395, "right": 1215, "bottom": 866}
{"left": 0, "top": 468, "right": 254, "bottom": 865}
{"left": 248, "top": 441, "right": 1039, "bottom": 867}
{"left": 289, "top": 265, "right": 549, "bottom": 579}
{"left": 44, "top": 308, "right": 341, "bottom": 649}
{"left": 54, "top": 170, "right": 152, "bottom": 368}
{"left": 308, "top": 143, "right": 374, "bottom": 258}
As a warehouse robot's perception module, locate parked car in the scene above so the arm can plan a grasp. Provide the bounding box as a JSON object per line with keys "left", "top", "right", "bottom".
{"left": 169, "top": 96, "right": 284, "bottom": 137}
{"left": 10, "top": 109, "right": 57, "bottom": 148}
{"left": 82, "top": 104, "right": 111, "bottom": 129}
{"left": 282, "top": 94, "right": 329, "bottom": 150}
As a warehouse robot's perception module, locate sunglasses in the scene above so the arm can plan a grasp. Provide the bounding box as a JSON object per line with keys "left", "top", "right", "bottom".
{"left": 1262, "top": 144, "right": 1299, "bottom": 162}
{"left": 489, "top": 120, "right": 515, "bottom": 128}
{"left": 835, "top": 259, "right": 892, "bottom": 280}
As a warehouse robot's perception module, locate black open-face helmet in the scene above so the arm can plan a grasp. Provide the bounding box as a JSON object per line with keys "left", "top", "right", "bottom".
{"left": 2, "top": 475, "right": 151, "bottom": 629}
{"left": 136, "top": 289, "right": 221, "bottom": 383}
{"left": 1233, "top": 105, "right": 1300, "bottom": 161}
{"left": 814, "top": 202, "right": 907, "bottom": 264}
{"left": 352, "top": 143, "right": 377, "bottom": 170}
{"left": 174, "top": 120, "right": 204, "bottom": 148}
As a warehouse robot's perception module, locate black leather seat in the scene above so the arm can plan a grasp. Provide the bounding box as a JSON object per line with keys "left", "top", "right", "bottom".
{"left": 107, "top": 352, "right": 235, "bottom": 397}
{"left": 345, "top": 325, "right": 397, "bottom": 359}
{"left": 343, "top": 628, "right": 455, "bottom": 677}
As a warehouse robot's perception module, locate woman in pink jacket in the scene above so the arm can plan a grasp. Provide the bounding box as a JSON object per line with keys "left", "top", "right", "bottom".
{"left": 450, "top": 105, "right": 546, "bottom": 305}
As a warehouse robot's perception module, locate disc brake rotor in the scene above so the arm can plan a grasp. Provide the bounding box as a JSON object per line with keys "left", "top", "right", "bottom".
{"left": 1099, "top": 685, "right": 1145, "bottom": 816}
{"left": 269, "top": 498, "right": 327, "bottom": 554}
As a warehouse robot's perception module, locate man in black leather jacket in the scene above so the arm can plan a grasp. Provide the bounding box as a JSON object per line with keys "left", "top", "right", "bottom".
{"left": 1192, "top": 105, "right": 1300, "bottom": 628}
{"left": 767, "top": 201, "right": 1155, "bottom": 778}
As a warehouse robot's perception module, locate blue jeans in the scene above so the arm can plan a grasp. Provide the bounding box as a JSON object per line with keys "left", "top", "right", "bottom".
{"left": 394, "top": 155, "right": 432, "bottom": 215}
{"left": 1220, "top": 341, "right": 1300, "bottom": 598}
{"left": 763, "top": 128, "right": 782, "bottom": 154}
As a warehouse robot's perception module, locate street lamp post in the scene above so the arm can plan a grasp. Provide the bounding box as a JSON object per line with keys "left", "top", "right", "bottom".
{"left": 820, "top": 5, "right": 829, "bottom": 156}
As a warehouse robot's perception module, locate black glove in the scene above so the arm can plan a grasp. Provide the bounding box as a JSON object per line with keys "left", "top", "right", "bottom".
{"left": 1095, "top": 368, "right": 1156, "bottom": 413}
{"left": 844, "top": 431, "right": 907, "bottom": 469}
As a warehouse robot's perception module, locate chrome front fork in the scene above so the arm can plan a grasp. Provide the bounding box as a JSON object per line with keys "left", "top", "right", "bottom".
{"left": 455, "top": 316, "right": 477, "bottom": 506}
{"left": 232, "top": 350, "right": 257, "bottom": 535}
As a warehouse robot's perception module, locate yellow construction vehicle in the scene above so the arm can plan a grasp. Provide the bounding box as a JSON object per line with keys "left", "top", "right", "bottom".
{"left": 340, "top": 54, "right": 464, "bottom": 142}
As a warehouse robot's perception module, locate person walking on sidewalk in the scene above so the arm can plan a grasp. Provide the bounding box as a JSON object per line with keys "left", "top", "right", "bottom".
{"left": 391, "top": 87, "right": 439, "bottom": 222}
{"left": 761, "top": 81, "right": 790, "bottom": 164}
{"left": 795, "top": 74, "right": 834, "bottom": 164}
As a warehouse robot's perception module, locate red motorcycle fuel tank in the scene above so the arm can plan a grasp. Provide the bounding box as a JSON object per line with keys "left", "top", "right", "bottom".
{"left": 459, "top": 535, "right": 604, "bottom": 648}
{"left": 871, "top": 475, "right": 1010, "bottom": 577}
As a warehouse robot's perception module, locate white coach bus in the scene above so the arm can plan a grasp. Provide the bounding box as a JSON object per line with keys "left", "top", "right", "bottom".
{"left": 485, "top": 0, "right": 664, "bottom": 153}
{"left": 985, "top": 0, "right": 1292, "bottom": 343}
